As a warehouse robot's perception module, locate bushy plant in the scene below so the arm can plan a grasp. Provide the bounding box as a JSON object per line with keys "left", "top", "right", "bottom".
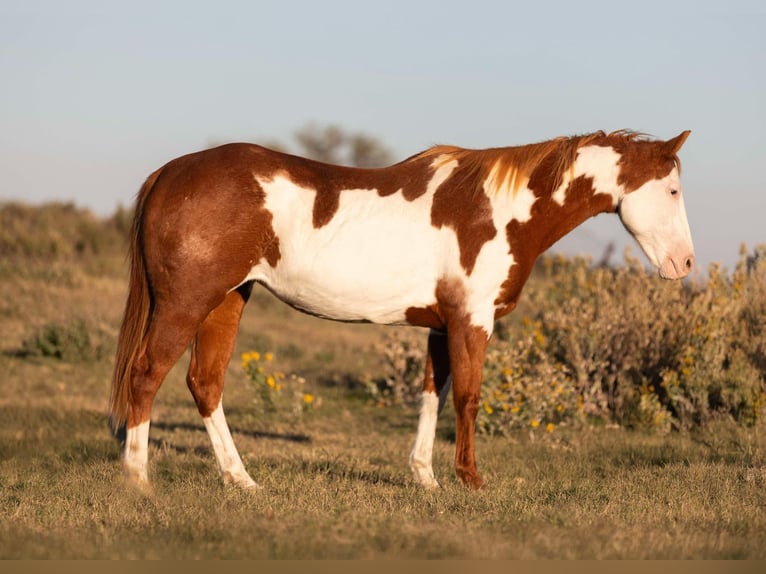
{"left": 241, "top": 351, "right": 319, "bottom": 415}
{"left": 20, "top": 319, "right": 105, "bottom": 362}
{"left": 364, "top": 329, "right": 425, "bottom": 407}
{"left": 0, "top": 202, "right": 124, "bottom": 260}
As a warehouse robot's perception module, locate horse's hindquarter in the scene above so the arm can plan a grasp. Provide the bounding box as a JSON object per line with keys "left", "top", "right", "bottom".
{"left": 245, "top": 176, "right": 444, "bottom": 324}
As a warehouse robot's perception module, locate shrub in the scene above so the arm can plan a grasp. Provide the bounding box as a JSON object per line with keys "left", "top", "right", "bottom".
{"left": 364, "top": 329, "right": 425, "bottom": 407}
{"left": 241, "top": 351, "right": 319, "bottom": 415}
{"left": 0, "top": 202, "right": 126, "bottom": 262}
{"left": 20, "top": 319, "right": 105, "bottom": 362}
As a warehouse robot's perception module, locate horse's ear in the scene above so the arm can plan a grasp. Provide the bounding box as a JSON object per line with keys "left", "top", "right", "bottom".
{"left": 665, "top": 130, "right": 691, "bottom": 154}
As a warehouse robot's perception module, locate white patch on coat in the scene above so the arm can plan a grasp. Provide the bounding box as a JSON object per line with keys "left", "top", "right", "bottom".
{"left": 552, "top": 145, "right": 623, "bottom": 206}
{"left": 460, "top": 178, "right": 527, "bottom": 326}
{"left": 483, "top": 166, "right": 537, "bottom": 223}
{"left": 244, "top": 161, "right": 462, "bottom": 325}
{"left": 123, "top": 420, "right": 150, "bottom": 485}
{"left": 427, "top": 157, "right": 459, "bottom": 195}
{"left": 203, "top": 401, "right": 259, "bottom": 488}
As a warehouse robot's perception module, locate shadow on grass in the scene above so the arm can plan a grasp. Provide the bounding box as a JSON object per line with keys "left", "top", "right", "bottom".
{"left": 297, "top": 458, "right": 409, "bottom": 487}
{"left": 0, "top": 404, "right": 120, "bottom": 463}
{"left": 110, "top": 420, "right": 312, "bottom": 456}
{"left": 151, "top": 420, "right": 311, "bottom": 444}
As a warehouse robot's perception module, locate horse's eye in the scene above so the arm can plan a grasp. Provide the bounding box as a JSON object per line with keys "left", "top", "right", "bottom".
{"left": 670, "top": 189, "right": 679, "bottom": 196}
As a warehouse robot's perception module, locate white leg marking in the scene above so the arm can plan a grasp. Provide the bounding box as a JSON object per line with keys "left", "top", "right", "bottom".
{"left": 123, "top": 420, "right": 150, "bottom": 487}
{"left": 203, "top": 401, "right": 260, "bottom": 489}
{"left": 410, "top": 383, "right": 450, "bottom": 489}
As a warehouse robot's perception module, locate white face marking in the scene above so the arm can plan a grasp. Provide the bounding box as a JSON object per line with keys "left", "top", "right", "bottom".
{"left": 203, "top": 401, "right": 258, "bottom": 488}
{"left": 552, "top": 145, "right": 622, "bottom": 207}
{"left": 123, "top": 420, "right": 150, "bottom": 485}
{"left": 619, "top": 167, "right": 694, "bottom": 279}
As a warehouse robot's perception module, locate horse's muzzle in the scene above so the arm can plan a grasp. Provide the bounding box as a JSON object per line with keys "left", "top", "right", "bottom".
{"left": 659, "top": 253, "right": 695, "bottom": 280}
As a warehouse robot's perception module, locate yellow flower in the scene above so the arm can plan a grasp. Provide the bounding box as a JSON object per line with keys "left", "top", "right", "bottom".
{"left": 546, "top": 422, "right": 555, "bottom": 433}
{"left": 264, "top": 352, "right": 274, "bottom": 362}
{"left": 303, "top": 393, "right": 315, "bottom": 404}
{"left": 530, "top": 419, "right": 540, "bottom": 428}
{"left": 252, "top": 352, "right": 261, "bottom": 361}
{"left": 511, "top": 405, "right": 520, "bottom": 414}
{"left": 266, "top": 375, "right": 276, "bottom": 388}
{"left": 556, "top": 404, "right": 564, "bottom": 413}
{"left": 483, "top": 402, "right": 494, "bottom": 415}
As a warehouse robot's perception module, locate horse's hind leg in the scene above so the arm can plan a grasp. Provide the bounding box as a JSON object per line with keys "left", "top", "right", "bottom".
{"left": 186, "top": 284, "right": 257, "bottom": 489}
{"left": 124, "top": 302, "right": 209, "bottom": 487}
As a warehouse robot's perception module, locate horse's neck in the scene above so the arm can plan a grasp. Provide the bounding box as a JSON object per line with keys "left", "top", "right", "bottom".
{"left": 493, "top": 144, "right": 621, "bottom": 260}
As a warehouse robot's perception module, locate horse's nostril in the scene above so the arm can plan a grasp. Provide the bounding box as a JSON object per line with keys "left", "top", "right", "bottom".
{"left": 685, "top": 255, "right": 695, "bottom": 270}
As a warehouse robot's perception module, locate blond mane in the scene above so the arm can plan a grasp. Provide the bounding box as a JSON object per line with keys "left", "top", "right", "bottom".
{"left": 414, "top": 130, "right": 674, "bottom": 196}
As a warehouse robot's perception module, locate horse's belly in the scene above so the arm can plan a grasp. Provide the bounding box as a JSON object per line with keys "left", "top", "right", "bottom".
{"left": 250, "top": 244, "right": 438, "bottom": 324}
{"left": 253, "top": 266, "right": 431, "bottom": 324}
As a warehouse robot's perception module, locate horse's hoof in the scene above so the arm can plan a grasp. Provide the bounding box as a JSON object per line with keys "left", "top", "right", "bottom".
{"left": 223, "top": 471, "right": 262, "bottom": 491}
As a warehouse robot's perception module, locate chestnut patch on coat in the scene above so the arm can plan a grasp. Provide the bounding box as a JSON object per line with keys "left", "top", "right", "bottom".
{"left": 587, "top": 130, "right": 685, "bottom": 194}
{"left": 430, "top": 168, "right": 497, "bottom": 275}
{"left": 405, "top": 277, "right": 475, "bottom": 331}
{"left": 612, "top": 139, "right": 677, "bottom": 193}
{"left": 495, "top": 173, "right": 613, "bottom": 313}
{"left": 405, "top": 305, "right": 445, "bottom": 330}
{"left": 142, "top": 144, "right": 283, "bottom": 290}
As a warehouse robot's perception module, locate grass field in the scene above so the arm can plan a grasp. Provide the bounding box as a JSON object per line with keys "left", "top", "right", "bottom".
{"left": 1, "top": 204, "right": 764, "bottom": 559}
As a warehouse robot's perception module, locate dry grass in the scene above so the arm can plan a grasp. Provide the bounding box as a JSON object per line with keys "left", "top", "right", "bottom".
{"left": 1, "top": 203, "right": 764, "bottom": 559}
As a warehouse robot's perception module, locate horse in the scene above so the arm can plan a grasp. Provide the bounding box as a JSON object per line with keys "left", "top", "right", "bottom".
{"left": 110, "top": 129, "right": 695, "bottom": 491}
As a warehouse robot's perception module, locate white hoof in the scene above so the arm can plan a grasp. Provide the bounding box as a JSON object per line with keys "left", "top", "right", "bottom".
{"left": 123, "top": 463, "right": 151, "bottom": 492}
{"left": 223, "top": 470, "right": 261, "bottom": 490}
{"left": 411, "top": 465, "right": 441, "bottom": 490}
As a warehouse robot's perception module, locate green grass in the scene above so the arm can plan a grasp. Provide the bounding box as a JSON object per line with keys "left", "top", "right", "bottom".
{"left": 2, "top": 374, "right": 764, "bottom": 559}
{"left": 1, "top": 203, "right": 764, "bottom": 559}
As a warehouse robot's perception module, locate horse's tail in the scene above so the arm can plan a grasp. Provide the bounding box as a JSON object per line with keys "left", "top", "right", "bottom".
{"left": 109, "top": 167, "right": 163, "bottom": 432}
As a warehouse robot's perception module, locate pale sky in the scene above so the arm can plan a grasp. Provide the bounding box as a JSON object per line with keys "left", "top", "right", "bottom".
{"left": 1, "top": 0, "right": 764, "bottom": 271}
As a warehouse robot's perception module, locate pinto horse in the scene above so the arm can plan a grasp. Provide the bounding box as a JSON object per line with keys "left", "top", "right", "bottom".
{"left": 110, "top": 130, "right": 694, "bottom": 490}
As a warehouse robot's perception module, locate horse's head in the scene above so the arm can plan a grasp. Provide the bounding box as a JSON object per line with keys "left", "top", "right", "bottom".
{"left": 616, "top": 130, "right": 695, "bottom": 280}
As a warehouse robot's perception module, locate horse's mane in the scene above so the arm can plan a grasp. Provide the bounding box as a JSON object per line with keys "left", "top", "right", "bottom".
{"left": 412, "top": 130, "right": 678, "bottom": 196}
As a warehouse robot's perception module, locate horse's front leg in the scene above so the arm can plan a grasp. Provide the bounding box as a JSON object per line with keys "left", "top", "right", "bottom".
{"left": 447, "top": 321, "right": 490, "bottom": 490}
{"left": 410, "top": 329, "right": 452, "bottom": 489}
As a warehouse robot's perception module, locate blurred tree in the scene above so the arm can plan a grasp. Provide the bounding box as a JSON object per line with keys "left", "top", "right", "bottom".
{"left": 294, "top": 124, "right": 346, "bottom": 163}
{"left": 291, "top": 123, "right": 394, "bottom": 167}
{"left": 209, "top": 123, "right": 395, "bottom": 167}
{"left": 347, "top": 133, "right": 394, "bottom": 168}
